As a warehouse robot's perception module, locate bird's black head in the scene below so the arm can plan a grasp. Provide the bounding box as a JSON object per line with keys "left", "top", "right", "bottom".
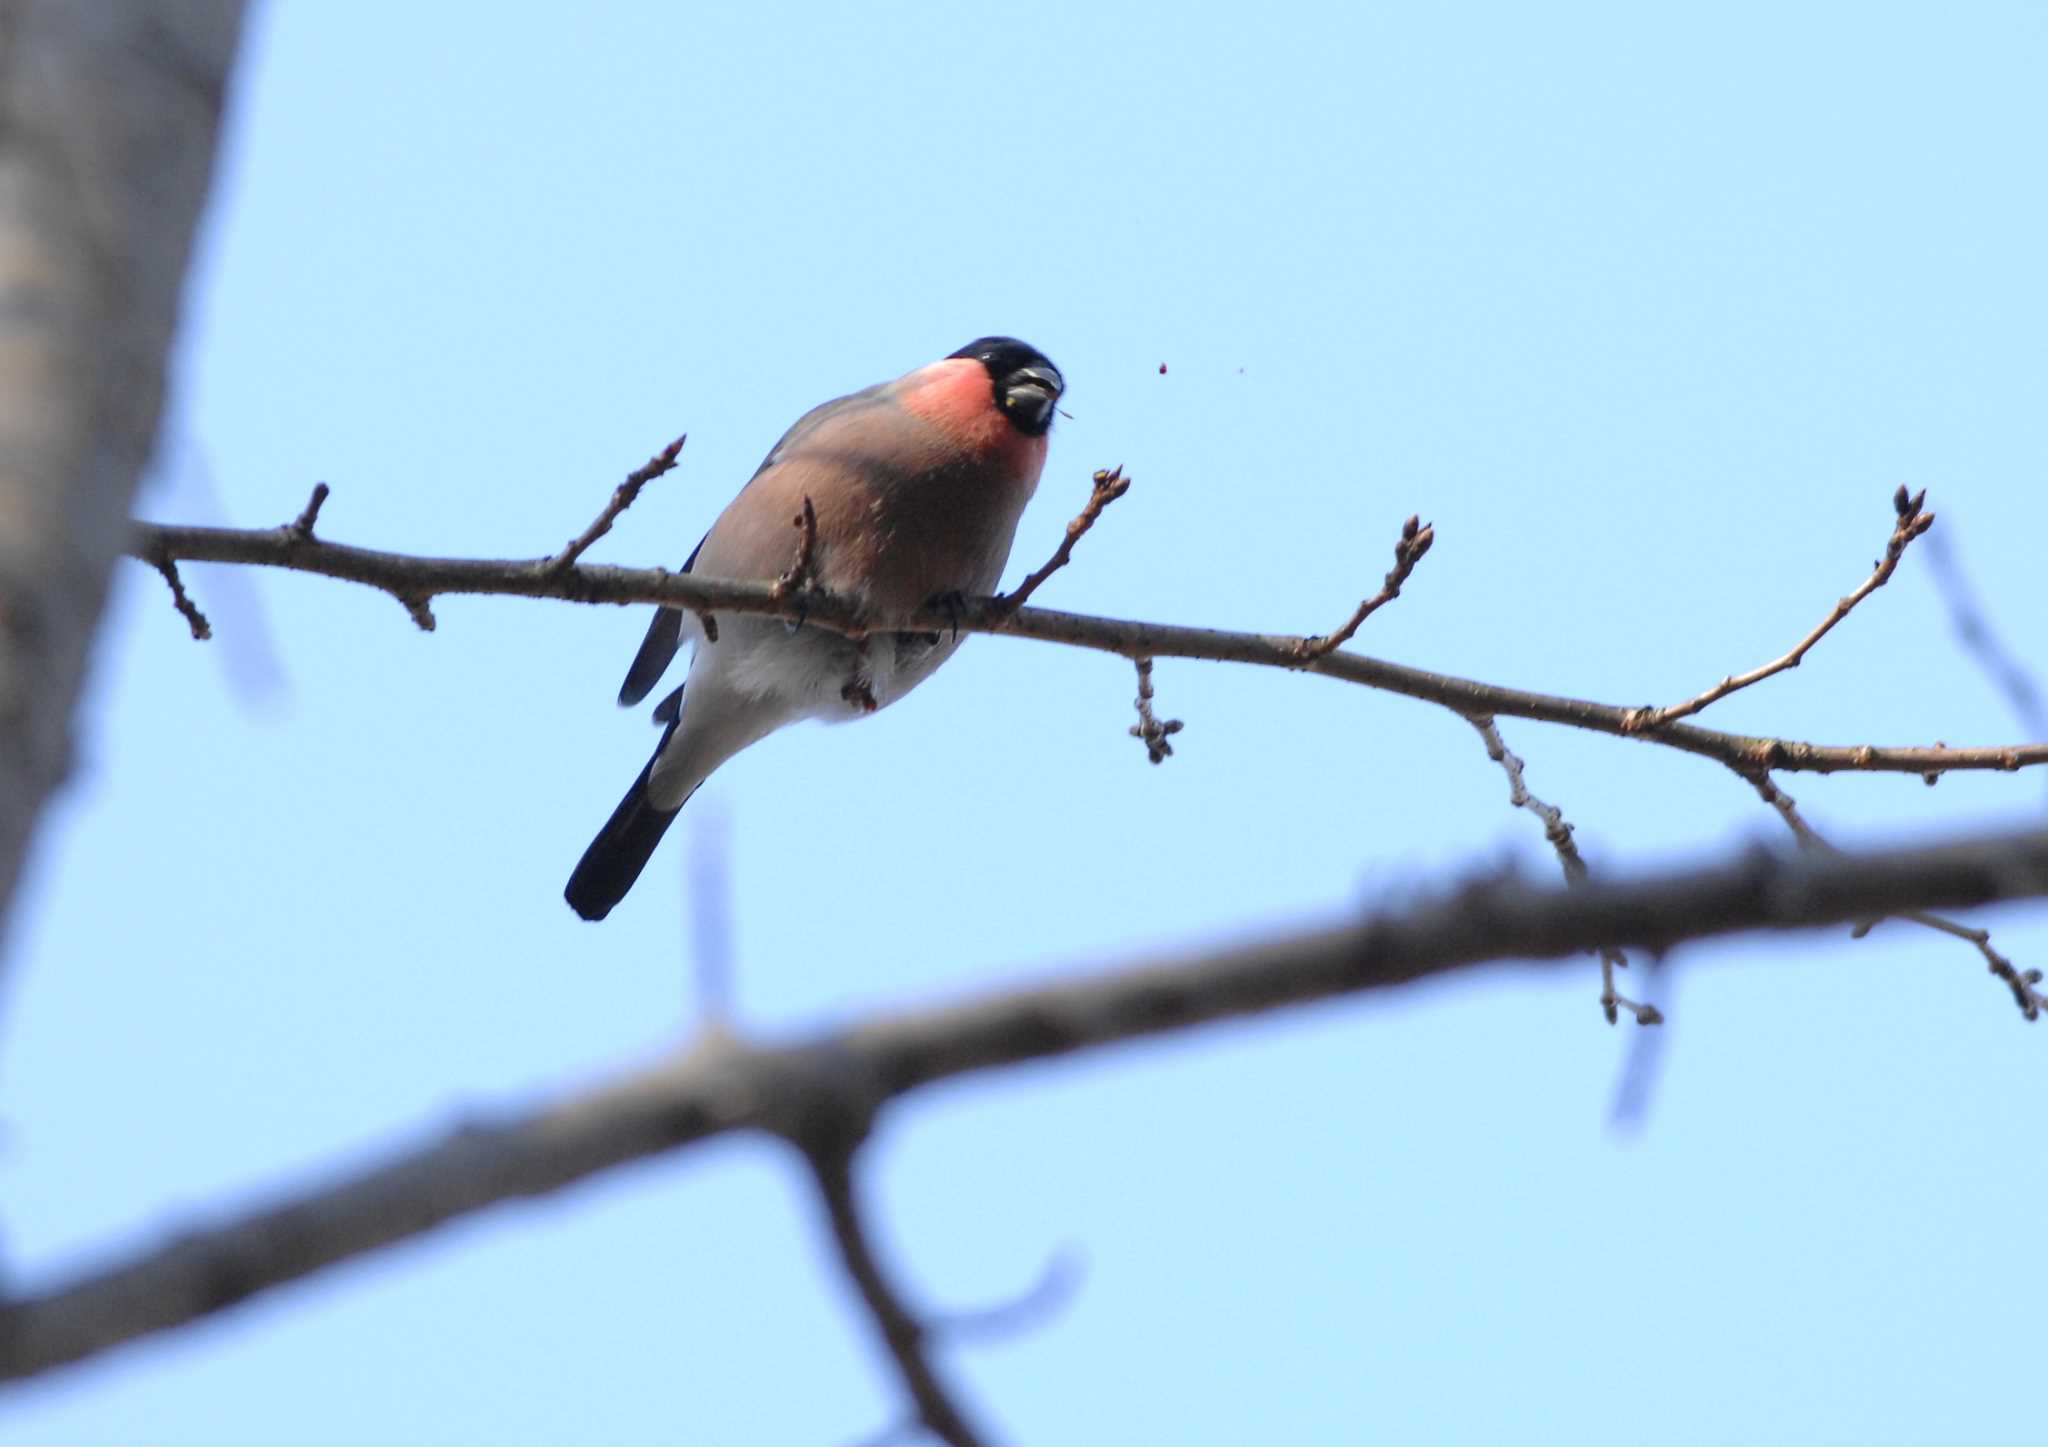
{"left": 950, "top": 336, "right": 1063, "bottom": 437}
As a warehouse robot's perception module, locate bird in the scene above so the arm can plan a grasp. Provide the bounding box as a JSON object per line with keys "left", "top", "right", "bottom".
{"left": 565, "top": 336, "right": 1064, "bottom": 921}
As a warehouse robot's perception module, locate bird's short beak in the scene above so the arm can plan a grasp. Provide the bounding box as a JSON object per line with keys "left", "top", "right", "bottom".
{"left": 1000, "top": 364, "right": 1063, "bottom": 433}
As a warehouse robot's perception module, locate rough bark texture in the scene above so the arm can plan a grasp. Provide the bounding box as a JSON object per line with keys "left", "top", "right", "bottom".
{"left": 0, "top": 0, "right": 248, "bottom": 953}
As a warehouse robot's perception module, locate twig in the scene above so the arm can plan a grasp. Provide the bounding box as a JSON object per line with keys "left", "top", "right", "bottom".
{"left": 773, "top": 495, "right": 820, "bottom": 601}
{"left": 1745, "top": 771, "right": 1828, "bottom": 851}
{"left": 1628, "top": 486, "right": 1936, "bottom": 730}
{"left": 2, "top": 823, "right": 2046, "bottom": 1385}
{"left": 286, "top": 483, "right": 330, "bottom": 542}
{"left": 1469, "top": 715, "right": 1660, "bottom": 1026}
{"left": 545, "top": 436, "right": 685, "bottom": 573}
{"left": 1295, "top": 514, "right": 1434, "bottom": 661}
{"left": 145, "top": 552, "right": 211, "bottom": 641}
{"left": 811, "top": 1148, "right": 993, "bottom": 1447}
{"left": 995, "top": 466, "right": 1130, "bottom": 614}
{"left": 1128, "top": 656, "right": 1183, "bottom": 764}
{"left": 124, "top": 507, "right": 2048, "bottom": 779}
{"left": 1745, "top": 771, "right": 2043, "bottom": 1019}
{"left": 1854, "top": 912, "right": 2046, "bottom": 1022}
{"left": 396, "top": 594, "right": 436, "bottom": 632}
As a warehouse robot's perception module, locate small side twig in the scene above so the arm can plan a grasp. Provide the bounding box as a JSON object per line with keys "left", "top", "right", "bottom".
{"left": 772, "top": 495, "right": 820, "bottom": 602}
{"left": 397, "top": 594, "right": 436, "bottom": 632}
{"left": 1296, "top": 513, "right": 1435, "bottom": 661}
{"left": 546, "top": 435, "right": 686, "bottom": 574}
{"left": 146, "top": 552, "right": 212, "bottom": 641}
{"left": 1855, "top": 912, "right": 2046, "bottom": 1022}
{"left": 1629, "top": 486, "right": 1936, "bottom": 730}
{"left": 1745, "top": 770, "right": 2043, "bottom": 1019}
{"left": 1128, "top": 656, "right": 1183, "bottom": 764}
{"left": 285, "top": 482, "right": 330, "bottom": 543}
{"left": 1469, "top": 715, "right": 1661, "bottom": 1026}
{"left": 996, "top": 466, "right": 1130, "bottom": 615}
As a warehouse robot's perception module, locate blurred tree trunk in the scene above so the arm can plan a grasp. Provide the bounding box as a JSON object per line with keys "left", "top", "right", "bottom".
{"left": 0, "top": 0, "right": 247, "bottom": 963}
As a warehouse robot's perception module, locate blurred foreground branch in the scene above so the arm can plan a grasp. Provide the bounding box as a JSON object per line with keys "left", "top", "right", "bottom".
{"left": 5, "top": 823, "right": 2046, "bottom": 1387}
{"left": 0, "top": 1, "right": 249, "bottom": 973}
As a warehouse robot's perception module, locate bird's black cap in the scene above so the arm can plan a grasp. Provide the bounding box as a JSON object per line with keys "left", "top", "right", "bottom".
{"left": 951, "top": 336, "right": 1063, "bottom": 436}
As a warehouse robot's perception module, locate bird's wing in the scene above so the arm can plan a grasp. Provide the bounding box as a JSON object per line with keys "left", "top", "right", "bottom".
{"left": 616, "top": 532, "right": 706, "bottom": 706}
{"left": 752, "top": 379, "right": 894, "bottom": 474}
{"left": 617, "top": 377, "right": 900, "bottom": 708}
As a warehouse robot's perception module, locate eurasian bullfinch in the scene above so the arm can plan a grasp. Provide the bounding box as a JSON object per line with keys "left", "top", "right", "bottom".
{"left": 565, "top": 337, "right": 1063, "bottom": 921}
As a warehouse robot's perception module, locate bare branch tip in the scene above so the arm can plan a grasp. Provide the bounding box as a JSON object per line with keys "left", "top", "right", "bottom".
{"left": 546, "top": 436, "right": 690, "bottom": 574}
{"left": 1634, "top": 486, "right": 1946, "bottom": 728}
{"left": 1294, "top": 509, "right": 1438, "bottom": 661}
{"left": 997, "top": 464, "right": 1132, "bottom": 617}
{"left": 149, "top": 553, "right": 212, "bottom": 641}
{"left": 286, "top": 482, "right": 330, "bottom": 542}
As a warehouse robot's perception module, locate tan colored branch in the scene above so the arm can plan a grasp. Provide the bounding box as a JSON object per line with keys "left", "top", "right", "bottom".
{"left": 1296, "top": 513, "right": 1434, "bottom": 660}
{"left": 996, "top": 465, "right": 1129, "bottom": 614}
{"left": 3, "top": 823, "right": 2046, "bottom": 1386}
{"left": 1745, "top": 771, "right": 2042, "bottom": 1017}
{"left": 1468, "top": 716, "right": 1660, "bottom": 1026}
{"left": 545, "top": 435, "right": 684, "bottom": 572}
{"left": 1630, "top": 486, "right": 1936, "bottom": 730}
{"left": 126, "top": 497, "right": 2048, "bottom": 781}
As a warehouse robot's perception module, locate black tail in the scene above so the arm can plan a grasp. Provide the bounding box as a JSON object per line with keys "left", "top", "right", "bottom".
{"left": 565, "top": 743, "right": 683, "bottom": 921}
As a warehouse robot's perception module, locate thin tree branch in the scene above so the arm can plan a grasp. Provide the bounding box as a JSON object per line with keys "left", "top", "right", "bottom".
{"left": 143, "top": 550, "right": 212, "bottom": 641}
{"left": 3, "top": 824, "right": 2046, "bottom": 1386}
{"left": 1629, "top": 486, "right": 1935, "bottom": 730}
{"left": 125, "top": 504, "right": 2048, "bottom": 781}
{"left": 1744, "top": 771, "right": 2044, "bottom": 1018}
{"left": 995, "top": 466, "right": 1129, "bottom": 614}
{"left": 545, "top": 435, "right": 685, "bottom": 573}
{"left": 1855, "top": 911, "right": 2045, "bottom": 1021}
{"left": 1468, "top": 716, "right": 1660, "bottom": 1025}
{"left": 1295, "top": 513, "right": 1434, "bottom": 661}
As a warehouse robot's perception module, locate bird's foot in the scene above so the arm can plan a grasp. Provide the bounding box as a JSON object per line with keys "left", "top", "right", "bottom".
{"left": 925, "top": 588, "right": 968, "bottom": 641}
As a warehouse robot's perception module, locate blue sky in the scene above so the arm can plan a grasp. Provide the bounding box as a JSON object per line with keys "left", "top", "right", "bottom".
{"left": 5, "top": 3, "right": 2047, "bottom": 1442}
